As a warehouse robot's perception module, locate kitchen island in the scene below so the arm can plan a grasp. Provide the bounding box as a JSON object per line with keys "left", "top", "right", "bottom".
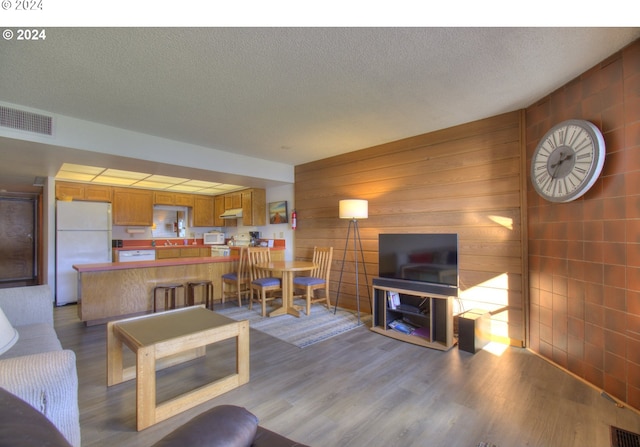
{"left": 73, "top": 256, "right": 237, "bottom": 325}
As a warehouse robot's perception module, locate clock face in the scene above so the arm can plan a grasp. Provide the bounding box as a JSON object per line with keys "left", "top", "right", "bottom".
{"left": 531, "top": 119, "right": 605, "bottom": 202}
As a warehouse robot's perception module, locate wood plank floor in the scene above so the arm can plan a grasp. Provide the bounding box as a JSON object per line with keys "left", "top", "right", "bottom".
{"left": 55, "top": 304, "right": 640, "bottom": 447}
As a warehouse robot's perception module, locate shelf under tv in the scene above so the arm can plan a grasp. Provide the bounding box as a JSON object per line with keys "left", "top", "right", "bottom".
{"left": 371, "top": 278, "right": 457, "bottom": 351}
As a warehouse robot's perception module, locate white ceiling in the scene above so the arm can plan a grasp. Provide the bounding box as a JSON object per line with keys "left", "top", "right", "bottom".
{"left": 1, "top": 27, "right": 639, "bottom": 193}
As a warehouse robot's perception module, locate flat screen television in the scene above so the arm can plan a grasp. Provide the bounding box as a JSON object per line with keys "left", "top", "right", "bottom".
{"left": 378, "top": 233, "right": 458, "bottom": 291}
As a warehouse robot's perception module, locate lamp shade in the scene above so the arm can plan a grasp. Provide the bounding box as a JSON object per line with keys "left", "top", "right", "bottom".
{"left": 339, "top": 199, "right": 368, "bottom": 219}
{"left": 0, "top": 307, "right": 18, "bottom": 356}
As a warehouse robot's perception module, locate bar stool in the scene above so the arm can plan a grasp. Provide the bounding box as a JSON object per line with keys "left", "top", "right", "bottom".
{"left": 186, "top": 280, "right": 214, "bottom": 310}
{"left": 153, "top": 283, "right": 184, "bottom": 312}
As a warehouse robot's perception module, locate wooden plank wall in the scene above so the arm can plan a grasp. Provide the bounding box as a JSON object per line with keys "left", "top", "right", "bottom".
{"left": 294, "top": 110, "right": 527, "bottom": 345}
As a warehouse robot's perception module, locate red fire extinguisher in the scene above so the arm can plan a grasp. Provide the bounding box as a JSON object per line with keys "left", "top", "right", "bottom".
{"left": 291, "top": 209, "right": 297, "bottom": 230}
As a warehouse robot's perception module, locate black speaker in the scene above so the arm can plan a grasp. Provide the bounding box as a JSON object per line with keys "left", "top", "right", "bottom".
{"left": 458, "top": 309, "right": 490, "bottom": 354}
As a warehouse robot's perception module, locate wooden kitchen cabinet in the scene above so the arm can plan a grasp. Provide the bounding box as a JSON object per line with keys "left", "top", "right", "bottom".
{"left": 56, "top": 181, "right": 112, "bottom": 202}
{"left": 174, "top": 193, "right": 194, "bottom": 207}
{"left": 56, "top": 182, "right": 84, "bottom": 201}
{"left": 230, "top": 246, "right": 283, "bottom": 261}
{"left": 217, "top": 188, "right": 265, "bottom": 226}
{"left": 214, "top": 195, "right": 226, "bottom": 227}
{"left": 192, "top": 195, "right": 215, "bottom": 227}
{"left": 112, "top": 187, "right": 154, "bottom": 225}
{"left": 180, "top": 247, "right": 202, "bottom": 257}
{"left": 85, "top": 185, "right": 113, "bottom": 202}
{"left": 155, "top": 248, "right": 179, "bottom": 259}
{"left": 156, "top": 247, "right": 211, "bottom": 259}
{"left": 153, "top": 191, "right": 174, "bottom": 205}
{"left": 241, "top": 188, "right": 266, "bottom": 226}
{"left": 219, "top": 193, "right": 238, "bottom": 227}
{"left": 154, "top": 191, "right": 194, "bottom": 207}
{"left": 224, "top": 193, "right": 242, "bottom": 210}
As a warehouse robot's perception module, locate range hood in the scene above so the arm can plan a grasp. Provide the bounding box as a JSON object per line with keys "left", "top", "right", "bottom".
{"left": 219, "top": 208, "right": 243, "bottom": 219}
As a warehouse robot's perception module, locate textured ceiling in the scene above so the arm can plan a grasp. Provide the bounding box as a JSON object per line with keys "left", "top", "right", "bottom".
{"left": 0, "top": 27, "right": 639, "bottom": 192}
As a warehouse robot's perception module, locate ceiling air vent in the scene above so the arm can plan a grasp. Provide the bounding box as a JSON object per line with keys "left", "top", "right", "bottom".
{"left": 0, "top": 106, "right": 53, "bottom": 136}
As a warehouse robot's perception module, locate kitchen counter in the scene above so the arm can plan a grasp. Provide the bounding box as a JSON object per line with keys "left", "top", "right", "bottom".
{"left": 74, "top": 256, "right": 238, "bottom": 325}
{"left": 111, "top": 244, "right": 284, "bottom": 262}
{"left": 113, "top": 243, "right": 210, "bottom": 251}
{"left": 112, "top": 244, "right": 286, "bottom": 251}
{"left": 74, "top": 255, "right": 236, "bottom": 272}
{"left": 73, "top": 249, "right": 285, "bottom": 325}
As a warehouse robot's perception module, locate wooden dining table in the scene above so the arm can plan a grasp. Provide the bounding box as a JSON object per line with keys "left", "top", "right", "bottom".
{"left": 255, "top": 260, "right": 316, "bottom": 317}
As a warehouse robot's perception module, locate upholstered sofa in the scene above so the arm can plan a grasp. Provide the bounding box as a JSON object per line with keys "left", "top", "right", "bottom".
{"left": 0, "top": 285, "right": 81, "bottom": 447}
{"left": 0, "top": 387, "right": 308, "bottom": 447}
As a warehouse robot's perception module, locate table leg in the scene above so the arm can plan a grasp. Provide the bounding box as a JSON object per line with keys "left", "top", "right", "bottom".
{"left": 275, "top": 271, "right": 300, "bottom": 317}
{"left": 287, "top": 272, "right": 301, "bottom": 317}
{"left": 106, "top": 321, "right": 124, "bottom": 386}
{"left": 237, "top": 320, "right": 250, "bottom": 383}
{"left": 136, "top": 345, "right": 156, "bottom": 431}
{"left": 269, "top": 270, "right": 287, "bottom": 317}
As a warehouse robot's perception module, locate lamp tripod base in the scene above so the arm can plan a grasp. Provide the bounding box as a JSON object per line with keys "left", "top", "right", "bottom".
{"left": 334, "top": 218, "right": 372, "bottom": 325}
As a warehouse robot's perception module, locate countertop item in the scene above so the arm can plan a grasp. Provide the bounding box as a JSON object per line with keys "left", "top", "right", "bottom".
{"left": 73, "top": 254, "right": 240, "bottom": 273}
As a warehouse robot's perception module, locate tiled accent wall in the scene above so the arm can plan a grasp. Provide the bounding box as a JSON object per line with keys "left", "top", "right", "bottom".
{"left": 526, "top": 39, "right": 640, "bottom": 409}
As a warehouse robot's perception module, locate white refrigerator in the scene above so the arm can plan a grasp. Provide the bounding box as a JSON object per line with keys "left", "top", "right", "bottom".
{"left": 56, "top": 201, "right": 112, "bottom": 306}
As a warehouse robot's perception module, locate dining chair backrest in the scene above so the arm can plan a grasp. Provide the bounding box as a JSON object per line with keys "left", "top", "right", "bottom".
{"left": 311, "top": 246, "right": 333, "bottom": 281}
{"left": 247, "top": 247, "right": 272, "bottom": 281}
{"left": 237, "top": 247, "right": 249, "bottom": 278}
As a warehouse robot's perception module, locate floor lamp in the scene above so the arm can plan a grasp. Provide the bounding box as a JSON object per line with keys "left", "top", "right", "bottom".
{"left": 334, "top": 199, "right": 371, "bottom": 325}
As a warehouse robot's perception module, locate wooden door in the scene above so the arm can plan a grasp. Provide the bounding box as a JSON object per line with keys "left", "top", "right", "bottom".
{"left": 0, "top": 196, "right": 37, "bottom": 284}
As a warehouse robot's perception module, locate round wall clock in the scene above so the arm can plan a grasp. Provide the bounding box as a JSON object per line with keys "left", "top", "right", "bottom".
{"left": 531, "top": 119, "right": 606, "bottom": 203}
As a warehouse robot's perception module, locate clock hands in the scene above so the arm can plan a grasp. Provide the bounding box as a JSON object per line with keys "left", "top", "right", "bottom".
{"left": 550, "top": 151, "right": 573, "bottom": 178}
{"left": 551, "top": 151, "right": 572, "bottom": 168}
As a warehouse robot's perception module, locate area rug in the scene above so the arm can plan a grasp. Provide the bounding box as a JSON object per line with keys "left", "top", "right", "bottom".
{"left": 216, "top": 299, "right": 371, "bottom": 348}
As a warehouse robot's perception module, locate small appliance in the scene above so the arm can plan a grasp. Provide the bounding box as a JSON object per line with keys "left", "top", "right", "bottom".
{"left": 249, "top": 231, "right": 260, "bottom": 246}
{"left": 210, "top": 246, "right": 231, "bottom": 257}
{"left": 203, "top": 232, "right": 225, "bottom": 245}
{"left": 231, "top": 233, "right": 251, "bottom": 247}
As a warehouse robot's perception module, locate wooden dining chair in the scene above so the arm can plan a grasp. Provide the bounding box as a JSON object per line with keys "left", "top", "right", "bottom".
{"left": 293, "top": 246, "right": 333, "bottom": 316}
{"left": 247, "top": 247, "right": 282, "bottom": 317}
{"left": 221, "top": 247, "right": 250, "bottom": 307}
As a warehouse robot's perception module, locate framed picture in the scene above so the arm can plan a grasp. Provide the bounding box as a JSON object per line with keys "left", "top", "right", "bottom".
{"left": 269, "top": 201, "right": 288, "bottom": 224}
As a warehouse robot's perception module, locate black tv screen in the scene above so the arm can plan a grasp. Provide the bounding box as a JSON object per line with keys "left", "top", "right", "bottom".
{"left": 378, "top": 233, "right": 458, "bottom": 289}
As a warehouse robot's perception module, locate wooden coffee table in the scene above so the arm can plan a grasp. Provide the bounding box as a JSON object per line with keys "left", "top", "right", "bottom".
{"left": 107, "top": 306, "right": 249, "bottom": 431}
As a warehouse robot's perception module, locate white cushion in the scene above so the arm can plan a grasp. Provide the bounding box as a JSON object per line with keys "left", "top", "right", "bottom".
{"left": 0, "top": 323, "right": 61, "bottom": 359}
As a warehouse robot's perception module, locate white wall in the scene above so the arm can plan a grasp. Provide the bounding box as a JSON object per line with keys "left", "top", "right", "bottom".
{"left": 264, "top": 184, "right": 295, "bottom": 260}
{"left": 0, "top": 101, "right": 294, "bottom": 185}
{"left": 44, "top": 177, "right": 56, "bottom": 291}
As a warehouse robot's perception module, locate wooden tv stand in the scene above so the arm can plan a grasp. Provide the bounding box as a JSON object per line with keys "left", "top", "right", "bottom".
{"left": 370, "top": 278, "right": 456, "bottom": 351}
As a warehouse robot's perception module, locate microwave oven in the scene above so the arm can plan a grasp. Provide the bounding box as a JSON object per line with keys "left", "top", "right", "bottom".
{"left": 203, "top": 232, "right": 225, "bottom": 245}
